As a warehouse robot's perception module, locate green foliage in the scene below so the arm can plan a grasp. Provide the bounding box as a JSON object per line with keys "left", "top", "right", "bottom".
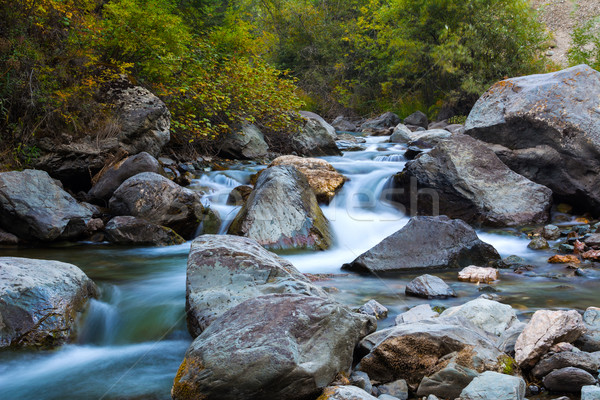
{"left": 568, "top": 17, "right": 600, "bottom": 70}
{"left": 448, "top": 115, "right": 467, "bottom": 125}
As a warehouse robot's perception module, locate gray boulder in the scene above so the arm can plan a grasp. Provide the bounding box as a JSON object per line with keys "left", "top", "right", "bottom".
{"left": 405, "top": 274, "right": 456, "bottom": 299}
{"left": 417, "top": 361, "right": 479, "bottom": 399}
{"left": 0, "top": 169, "right": 92, "bottom": 241}
{"left": 361, "top": 112, "right": 402, "bottom": 131}
{"left": 343, "top": 216, "right": 500, "bottom": 273}
{"left": 582, "top": 385, "right": 600, "bottom": 400}
{"left": 228, "top": 166, "right": 333, "bottom": 251}
{"left": 391, "top": 128, "right": 452, "bottom": 145}
{"left": 388, "top": 134, "right": 552, "bottom": 227}
{"left": 0, "top": 257, "right": 97, "bottom": 348}
{"left": 395, "top": 304, "right": 439, "bottom": 325}
{"left": 576, "top": 307, "right": 600, "bottom": 352}
{"left": 377, "top": 379, "right": 408, "bottom": 400}
{"left": 459, "top": 371, "right": 526, "bottom": 400}
{"left": 464, "top": 65, "right": 600, "bottom": 214}
{"left": 171, "top": 293, "right": 376, "bottom": 400}
{"left": 219, "top": 124, "right": 269, "bottom": 159}
{"left": 109, "top": 172, "right": 204, "bottom": 239}
{"left": 185, "top": 235, "right": 327, "bottom": 337}
{"left": 542, "top": 367, "right": 597, "bottom": 392}
{"left": 350, "top": 371, "right": 373, "bottom": 394}
{"left": 290, "top": 111, "right": 341, "bottom": 156}
{"left": 358, "top": 300, "right": 389, "bottom": 320}
{"left": 543, "top": 225, "right": 561, "bottom": 240}
{"left": 440, "top": 298, "right": 519, "bottom": 337}
{"left": 88, "top": 152, "right": 161, "bottom": 201}
{"left": 389, "top": 124, "right": 413, "bottom": 143}
{"left": 403, "top": 111, "right": 428, "bottom": 129}
{"left": 331, "top": 116, "right": 359, "bottom": 132}
{"left": 104, "top": 216, "right": 185, "bottom": 246}
{"left": 532, "top": 351, "right": 600, "bottom": 379}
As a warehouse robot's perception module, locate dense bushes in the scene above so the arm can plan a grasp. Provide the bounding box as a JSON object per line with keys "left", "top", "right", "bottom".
{"left": 569, "top": 16, "right": 600, "bottom": 70}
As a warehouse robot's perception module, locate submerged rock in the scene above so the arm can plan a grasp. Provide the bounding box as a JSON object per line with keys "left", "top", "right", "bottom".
{"left": 464, "top": 65, "right": 600, "bottom": 214}
{"left": 172, "top": 293, "right": 375, "bottom": 400}
{"left": 0, "top": 169, "right": 92, "bottom": 241}
{"left": 185, "top": 235, "right": 327, "bottom": 336}
{"left": 226, "top": 185, "right": 253, "bottom": 206}
{"left": 343, "top": 216, "right": 499, "bottom": 273}
{"left": 228, "top": 166, "right": 333, "bottom": 251}
{"left": 104, "top": 216, "right": 185, "bottom": 246}
{"left": 388, "top": 134, "right": 552, "bottom": 227}
{"left": 405, "top": 274, "right": 456, "bottom": 299}
{"left": 0, "top": 257, "right": 97, "bottom": 348}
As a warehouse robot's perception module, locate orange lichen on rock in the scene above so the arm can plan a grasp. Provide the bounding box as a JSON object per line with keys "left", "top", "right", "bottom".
{"left": 548, "top": 254, "right": 580, "bottom": 264}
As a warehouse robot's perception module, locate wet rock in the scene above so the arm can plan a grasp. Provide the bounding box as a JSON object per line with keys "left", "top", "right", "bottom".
{"left": 361, "top": 112, "right": 402, "bottom": 132}
{"left": 172, "top": 293, "right": 376, "bottom": 400}
{"left": 543, "top": 225, "right": 562, "bottom": 240}
{"left": 109, "top": 172, "right": 204, "bottom": 239}
{"left": 319, "top": 386, "right": 378, "bottom": 400}
{"left": 559, "top": 243, "right": 575, "bottom": 253}
{"left": 441, "top": 298, "right": 518, "bottom": 337}
{"left": 377, "top": 379, "right": 408, "bottom": 400}
{"left": 197, "top": 207, "right": 221, "bottom": 235}
{"left": 543, "top": 367, "right": 596, "bottom": 393}
{"left": 331, "top": 115, "right": 359, "bottom": 132}
{"left": 464, "top": 65, "right": 600, "bottom": 214}
{"left": 390, "top": 124, "right": 413, "bottom": 143}
{"left": 185, "top": 235, "right": 328, "bottom": 337}
{"left": 575, "top": 307, "right": 600, "bottom": 352}
{"left": 532, "top": 351, "right": 599, "bottom": 379}
{"left": 388, "top": 134, "right": 552, "bottom": 227}
{"left": 289, "top": 111, "right": 341, "bottom": 156}
{"left": 390, "top": 129, "right": 452, "bottom": 145}
{"left": 88, "top": 152, "right": 161, "bottom": 202}
{"left": 269, "top": 155, "right": 346, "bottom": 203}
{"left": 0, "top": 169, "right": 92, "bottom": 241}
{"left": 458, "top": 266, "right": 498, "bottom": 283}
{"left": 358, "top": 300, "right": 389, "bottom": 320}
{"left": 0, "top": 257, "right": 97, "bottom": 348}
{"left": 416, "top": 360, "right": 479, "bottom": 399}
{"left": 548, "top": 255, "right": 580, "bottom": 264}
{"left": 104, "top": 216, "right": 185, "bottom": 246}
{"left": 582, "top": 385, "right": 600, "bottom": 400}
{"left": 343, "top": 216, "right": 499, "bottom": 273}
{"left": 228, "top": 166, "right": 332, "bottom": 251}
{"left": 395, "top": 304, "right": 439, "bottom": 325}
{"left": 515, "top": 309, "right": 586, "bottom": 368}
{"left": 495, "top": 255, "right": 526, "bottom": 269}
{"left": 585, "top": 234, "right": 600, "bottom": 248}
{"left": 582, "top": 250, "right": 600, "bottom": 261}
{"left": 403, "top": 146, "right": 424, "bottom": 160}
{"left": 528, "top": 237, "right": 550, "bottom": 250}
{"left": 459, "top": 371, "right": 526, "bottom": 400}
{"left": 405, "top": 274, "right": 456, "bottom": 299}
{"left": 350, "top": 371, "right": 373, "bottom": 394}
{"left": 403, "top": 111, "right": 428, "bottom": 129}
{"left": 218, "top": 124, "right": 268, "bottom": 159}
{"left": 226, "top": 185, "right": 253, "bottom": 206}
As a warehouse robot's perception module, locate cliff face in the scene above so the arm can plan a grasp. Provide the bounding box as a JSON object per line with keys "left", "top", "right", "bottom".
{"left": 532, "top": 0, "right": 600, "bottom": 67}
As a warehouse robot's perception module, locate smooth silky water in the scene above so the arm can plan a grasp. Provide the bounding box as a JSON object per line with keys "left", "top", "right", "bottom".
{"left": 1, "top": 135, "right": 598, "bottom": 399}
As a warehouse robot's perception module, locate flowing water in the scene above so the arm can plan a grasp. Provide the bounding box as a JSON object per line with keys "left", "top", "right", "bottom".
{"left": 1, "top": 135, "right": 598, "bottom": 399}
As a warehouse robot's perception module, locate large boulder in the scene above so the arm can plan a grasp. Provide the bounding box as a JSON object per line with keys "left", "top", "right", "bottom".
{"left": 288, "top": 111, "right": 341, "bottom": 156}
{"left": 0, "top": 169, "right": 92, "bottom": 241}
{"left": 109, "top": 172, "right": 204, "bottom": 239}
{"left": 88, "top": 152, "right": 162, "bottom": 202}
{"left": 104, "top": 216, "right": 185, "bottom": 246}
{"left": 331, "top": 116, "right": 359, "bottom": 132}
{"left": 575, "top": 307, "right": 600, "bottom": 352}
{"left": 388, "top": 134, "right": 552, "bottom": 227}
{"left": 269, "top": 155, "right": 346, "bottom": 203}
{"left": 171, "top": 293, "right": 376, "bottom": 400}
{"left": 464, "top": 65, "right": 600, "bottom": 214}
{"left": 441, "top": 299, "right": 519, "bottom": 337}
{"left": 0, "top": 257, "right": 97, "bottom": 348}
{"left": 36, "top": 79, "right": 170, "bottom": 190}
{"left": 515, "top": 309, "right": 586, "bottom": 368}
{"left": 218, "top": 124, "right": 269, "bottom": 160}
{"left": 361, "top": 112, "right": 402, "bottom": 132}
{"left": 390, "top": 128, "right": 452, "bottom": 145}
{"left": 459, "top": 371, "right": 526, "bottom": 400}
{"left": 403, "top": 111, "right": 428, "bottom": 129}
{"left": 228, "top": 166, "right": 333, "bottom": 251}
{"left": 343, "top": 216, "right": 500, "bottom": 273}
{"left": 185, "top": 235, "right": 327, "bottom": 337}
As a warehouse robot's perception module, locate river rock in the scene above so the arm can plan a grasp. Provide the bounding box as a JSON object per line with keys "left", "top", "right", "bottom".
{"left": 104, "top": 216, "right": 185, "bottom": 246}
{"left": 185, "top": 235, "right": 327, "bottom": 336}
{"left": 575, "top": 307, "right": 600, "bottom": 352}
{"left": 377, "top": 379, "right": 408, "bottom": 400}
{"left": 515, "top": 309, "right": 586, "bottom": 368}
{"left": 269, "top": 155, "right": 346, "bottom": 203}
{"left": 441, "top": 299, "right": 518, "bottom": 337}
{"left": 585, "top": 234, "right": 600, "bottom": 248}
{"left": 288, "top": 111, "right": 341, "bottom": 156}
{"left": 582, "top": 385, "right": 600, "bottom": 400}
{"left": 403, "top": 111, "right": 428, "bottom": 129}
{"left": 319, "top": 386, "right": 378, "bottom": 400}
{"left": 109, "top": 172, "right": 204, "bottom": 239}
{"left": 226, "top": 185, "right": 253, "bottom": 206}
{"left": 459, "top": 371, "right": 526, "bottom": 400}
{"left": 528, "top": 237, "right": 549, "bottom": 250}
{"left": 390, "top": 124, "right": 413, "bottom": 143}
{"left": 350, "top": 371, "right": 373, "bottom": 394}
{"left": 532, "top": 351, "right": 600, "bottom": 379}
{"left": 405, "top": 274, "right": 456, "bottom": 299}
{"left": 357, "top": 317, "right": 504, "bottom": 387}
{"left": 361, "top": 112, "right": 402, "bottom": 132}
{"left": 416, "top": 361, "right": 479, "bottom": 399}
{"left": 172, "top": 293, "right": 376, "bottom": 400}
{"left": 497, "top": 322, "right": 527, "bottom": 356}
{"left": 228, "top": 166, "right": 333, "bottom": 250}
{"left": 36, "top": 79, "right": 170, "bottom": 190}
{"left": 0, "top": 257, "right": 97, "bottom": 348}
{"left": 343, "top": 216, "right": 499, "bottom": 273}
{"left": 543, "top": 367, "right": 597, "bottom": 392}
{"left": 464, "top": 65, "right": 600, "bottom": 214}
{"left": 543, "top": 225, "right": 562, "bottom": 240}
{"left": 391, "top": 128, "right": 452, "bottom": 145}
{"left": 395, "top": 304, "right": 439, "bottom": 325}
{"left": 331, "top": 115, "right": 359, "bottom": 132}
{"left": 388, "top": 134, "right": 552, "bottom": 227}
{"left": 358, "top": 300, "right": 389, "bottom": 320}
{"left": 218, "top": 124, "right": 268, "bottom": 159}
{"left": 88, "top": 152, "right": 162, "bottom": 202}
{"left": 458, "top": 266, "right": 498, "bottom": 283}
{"left": 0, "top": 169, "right": 92, "bottom": 241}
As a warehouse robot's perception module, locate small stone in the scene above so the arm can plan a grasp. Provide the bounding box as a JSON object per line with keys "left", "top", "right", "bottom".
{"left": 548, "top": 254, "right": 580, "bottom": 264}
{"left": 405, "top": 274, "right": 456, "bottom": 299}
{"left": 350, "top": 371, "right": 373, "bottom": 394}
{"left": 543, "top": 225, "right": 561, "bottom": 240}
{"left": 528, "top": 237, "right": 549, "bottom": 250}
{"left": 395, "top": 304, "right": 439, "bottom": 325}
{"left": 496, "top": 255, "right": 526, "bottom": 269}
{"left": 585, "top": 233, "right": 600, "bottom": 248}
{"left": 559, "top": 243, "right": 575, "bottom": 253}
{"left": 358, "top": 300, "right": 389, "bottom": 320}
{"left": 575, "top": 225, "right": 591, "bottom": 235}
{"left": 458, "top": 266, "right": 498, "bottom": 283}
{"left": 542, "top": 367, "right": 596, "bottom": 393}
{"left": 377, "top": 379, "right": 408, "bottom": 400}
{"left": 582, "top": 250, "right": 600, "bottom": 261}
